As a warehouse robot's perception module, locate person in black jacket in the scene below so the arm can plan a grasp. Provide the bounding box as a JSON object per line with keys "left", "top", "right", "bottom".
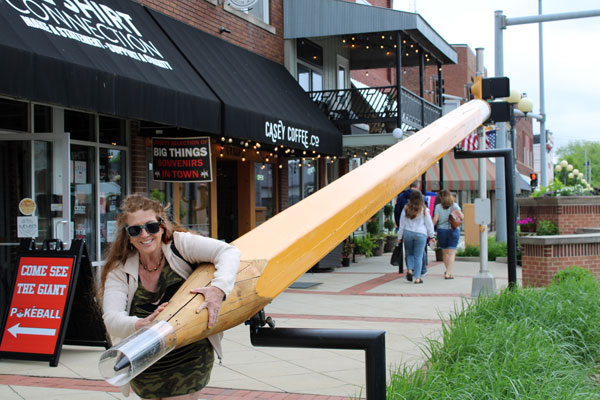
{"left": 394, "top": 181, "right": 419, "bottom": 227}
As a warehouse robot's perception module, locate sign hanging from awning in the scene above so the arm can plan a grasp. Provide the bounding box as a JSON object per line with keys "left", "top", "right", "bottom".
{"left": 152, "top": 137, "right": 212, "bottom": 182}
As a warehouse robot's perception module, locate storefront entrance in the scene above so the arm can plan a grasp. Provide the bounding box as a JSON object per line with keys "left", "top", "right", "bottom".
{"left": 0, "top": 132, "right": 70, "bottom": 319}
{"left": 217, "top": 161, "right": 239, "bottom": 243}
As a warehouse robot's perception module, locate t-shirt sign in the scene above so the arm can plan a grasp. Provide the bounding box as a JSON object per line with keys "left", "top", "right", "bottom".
{"left": 0, "top": 256, "right": 75, "bottom": 355}
{"left": 152, "top": 137, "right": 212, "bottom": 182}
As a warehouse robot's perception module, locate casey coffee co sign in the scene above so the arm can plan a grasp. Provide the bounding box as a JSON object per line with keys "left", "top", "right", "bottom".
{"left": 4, "top": 0, "right": 173, "bottom": 70}
{"left": 265, "top": 120, "right": 321, "bottom": 150}
{"left": 152, "top": 137, "right": 212, "bottom": 182}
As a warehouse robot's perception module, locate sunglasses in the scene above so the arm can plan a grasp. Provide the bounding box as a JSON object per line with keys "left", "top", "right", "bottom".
{"left": 124, "top": 218, "right": 163, "bottom": 237}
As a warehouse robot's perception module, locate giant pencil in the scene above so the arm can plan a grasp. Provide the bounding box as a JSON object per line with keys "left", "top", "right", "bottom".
{"left": 99, "top": 100, "right": 491, "bottom": 384}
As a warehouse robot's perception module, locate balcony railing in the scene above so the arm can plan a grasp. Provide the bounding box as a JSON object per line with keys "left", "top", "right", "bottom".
{"left": 307, "top": 85, "right": 442, "bottom": 134}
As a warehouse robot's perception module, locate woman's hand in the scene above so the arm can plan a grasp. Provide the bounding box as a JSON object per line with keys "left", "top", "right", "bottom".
{"left": 190, "top": 286, "right": 226, "bottom": 328}
{"left": 135, "top": 302, "right": 168, "bottom": 330}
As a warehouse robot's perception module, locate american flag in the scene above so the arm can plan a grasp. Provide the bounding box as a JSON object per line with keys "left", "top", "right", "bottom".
{"left": 459, "top": 129, "right": 496, "bottom": 150}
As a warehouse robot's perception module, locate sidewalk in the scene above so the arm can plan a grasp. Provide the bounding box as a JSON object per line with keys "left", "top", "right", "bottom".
{"left": 0, "top": 250, "right": 519, "bottom": 399}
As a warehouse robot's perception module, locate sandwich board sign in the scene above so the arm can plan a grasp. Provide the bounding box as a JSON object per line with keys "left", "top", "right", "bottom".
{"left": 0, "top": 239, "right": 110, "bottom": 366}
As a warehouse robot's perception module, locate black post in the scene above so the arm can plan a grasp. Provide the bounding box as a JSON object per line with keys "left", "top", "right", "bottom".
{"left": 437, "top": 63, "right": 444, "bottom": 190}
{"left": 455, "top": 148, "right": 517, "bottom": 288}
{"left": 251, "top": 327, "right": 386, "bottom": 399}
{"left": 396, "top": 31, "right": 403, "bottom": 130}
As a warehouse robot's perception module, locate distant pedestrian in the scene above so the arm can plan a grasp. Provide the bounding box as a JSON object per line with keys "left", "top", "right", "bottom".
{"left": 394, "top": 181, "right": 428, "bottom": 276}
{"left": 397, "top": 191, "right": 435, "bottom": 284}
{"left": 433, "top": 190, "right": 464, "bottom": 279}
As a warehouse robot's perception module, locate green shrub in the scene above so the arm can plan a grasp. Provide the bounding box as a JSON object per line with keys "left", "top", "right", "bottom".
{"left": 536, "top": 219, "right": 559, "bottom": 236}
{"left": 387, "top": 266, "right": 600, "bottom": 399}
{"left": 456, "top": 235, "right": 507, "bottom": 260}
{"left": 457, "top": 244, "right": 479, "bottom": 257}
{"left": 366, "top": 213, "right": 381, "bottom": 235}
{"left": 353, "top": 235, "right": 377, "bottom": 257}
{"left": 487, "top": 238, "right": 507, "bottom": 261}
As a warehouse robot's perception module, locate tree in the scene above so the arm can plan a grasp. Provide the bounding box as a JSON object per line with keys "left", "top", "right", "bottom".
{"left": 555, "top": 141, "right": 600, "bottom": 188}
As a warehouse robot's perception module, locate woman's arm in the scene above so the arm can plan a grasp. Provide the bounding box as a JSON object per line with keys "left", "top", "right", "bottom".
{"left": 175, "top": 232, "right": 241, "bottom": 297}
{"left": 397, "top": 210, "right": 406, "bottom": 240}
{"left": 102, "top": 269, "right": 138, "bottom": 338}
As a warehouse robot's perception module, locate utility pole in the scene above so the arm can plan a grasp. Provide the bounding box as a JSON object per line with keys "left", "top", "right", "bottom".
{"left": 494, "top": 6, "right": 600, "bottom": 242}
{"left": 472, "top": 48, "right": 495, "bottom": 297}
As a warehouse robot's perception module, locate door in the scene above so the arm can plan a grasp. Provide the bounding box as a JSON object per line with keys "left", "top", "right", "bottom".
{"left": 217, "top": 160, "right": 238, "bottom": 242}
{"left": 0, "top": 133, "right": 70, "bottom": 325}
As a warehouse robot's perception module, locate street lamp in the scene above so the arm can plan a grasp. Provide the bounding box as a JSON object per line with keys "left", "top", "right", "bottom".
{"left": 504, "top": 90, "right": 536, "bottom": 193}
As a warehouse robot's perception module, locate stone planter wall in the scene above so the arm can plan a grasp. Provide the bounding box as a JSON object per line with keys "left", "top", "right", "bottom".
{"left": 517, "top": 196, "right": 600, "bottom": 235}
{"left": 519, "top": 233, "right": 600, "bottom": 287}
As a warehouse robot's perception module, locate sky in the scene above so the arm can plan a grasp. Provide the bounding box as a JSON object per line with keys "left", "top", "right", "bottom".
{"left": 393, "top": 0, "right": 600, "bottom": 153}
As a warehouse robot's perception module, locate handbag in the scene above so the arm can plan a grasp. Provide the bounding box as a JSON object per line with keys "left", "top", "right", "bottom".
{"left": 449, "top": 209, "right": 463, "bottom": 229}
{"left": 390, "top": 244, "right": 403, "bottom": 273}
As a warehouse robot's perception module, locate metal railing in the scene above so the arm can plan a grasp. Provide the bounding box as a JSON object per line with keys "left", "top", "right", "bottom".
{"left": 308, "top": 85, "right": 442, "bottom": 133}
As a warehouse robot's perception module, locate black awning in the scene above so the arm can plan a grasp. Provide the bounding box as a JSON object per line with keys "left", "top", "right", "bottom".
{"left": 148, "top": 9, "right": 342, "bottom": 156}
{"left": 0, "top": 0, "right": 220, "bottom": 133}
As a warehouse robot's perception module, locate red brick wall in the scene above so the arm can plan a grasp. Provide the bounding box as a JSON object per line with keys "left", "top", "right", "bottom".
{"left": 137, "top": 0, "right": 284, "bottom": 63}
{"left": 130, "top": 121, "right": 149, "bottom": 194}
{"left": 522, "top": 242, "right": 600, "bottom": 287}
{"left": 520, "top": 204, "right": 600, "bottom": 235}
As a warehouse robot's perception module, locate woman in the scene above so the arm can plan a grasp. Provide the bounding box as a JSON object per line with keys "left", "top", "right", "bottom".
{"left": 99, "top": 194, "right": 240, "bottom": 400}
{"left": 397, "top": 190, "right": 435, "bottom": 284}
{"left": 433, "top": 190, "right": 464, "bottom": 279}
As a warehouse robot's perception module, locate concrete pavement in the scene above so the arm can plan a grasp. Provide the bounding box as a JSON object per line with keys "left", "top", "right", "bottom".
{"left": 0, "top": 249, "right": 519, "bottom": 399}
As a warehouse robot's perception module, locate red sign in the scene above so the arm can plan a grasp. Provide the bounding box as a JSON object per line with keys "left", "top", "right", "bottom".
{"left": 152, "top": 137, "right": 212, "bottom": 182}
{"left": 0, "top": 256, "right": 75, "bottom": 355}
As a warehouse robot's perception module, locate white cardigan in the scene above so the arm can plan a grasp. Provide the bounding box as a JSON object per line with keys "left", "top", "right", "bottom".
{"left": 102, "top": 231, "right": 241, "bottom": 359}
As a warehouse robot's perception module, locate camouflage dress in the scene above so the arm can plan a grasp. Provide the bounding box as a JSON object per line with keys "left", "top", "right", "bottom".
{"left": 129, "top": 263, "right": 214, "bottom": 399}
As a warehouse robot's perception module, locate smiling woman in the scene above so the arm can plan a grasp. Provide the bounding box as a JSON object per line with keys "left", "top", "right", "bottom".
{"left": 98, "top": 194, "right": 240, "bottom": 400}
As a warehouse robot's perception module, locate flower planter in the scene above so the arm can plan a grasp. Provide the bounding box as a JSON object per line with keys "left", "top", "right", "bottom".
{"left": 517, "top": 196, "right": 600, "bottom": 235}
{"left": 384, "top": 235, "right": 397, "bottom": 252}
{"left": 435, "top": 248, "right": 443, "bottom": 262}
{"left": 372, "top": 238, "right": 384, "bottom": 256}
{"left": 341, "top": 257, "right": 350, "bottom": 267}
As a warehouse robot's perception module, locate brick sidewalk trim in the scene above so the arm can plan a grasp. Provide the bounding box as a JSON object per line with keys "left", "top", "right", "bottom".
{"left": 0, "top": 374, "right": 349, "bottom": 399}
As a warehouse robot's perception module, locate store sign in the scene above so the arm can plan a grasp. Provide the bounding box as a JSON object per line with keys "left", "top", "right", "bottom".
{"left": 4, "top": 0, "right": 173, "bottom": 70}
{"left": 152, "top": 137, "right": 212, "bottom": 182}
{"left": 265, "top": 119, "right": 321, "bottom": 149}
{"left": 17, "top": 216, "right": 38, "bottom": 238}
{"left": 0, "top": 256, "right": 74, "bottom": 355}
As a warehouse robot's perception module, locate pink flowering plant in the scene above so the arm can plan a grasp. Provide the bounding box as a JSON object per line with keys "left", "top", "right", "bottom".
{"left": 516, "top": 217, "right": 535, "bottom": 233}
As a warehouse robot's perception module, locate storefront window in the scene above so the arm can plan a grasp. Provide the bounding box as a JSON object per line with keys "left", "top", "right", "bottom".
{"left": 287, "top": 159, "right": 317, "bottom": 206}
{"left": 302, "top": 162, "right": 316, "bottom": 198}
{"left": 254, "top": 162, "right": 274, "bottom": 226}
{"left": 0, "top": 98, "right": 28, "bottom": 132}
{"left": 34, "top": 141, "right": 54, "bottom": 243}
{"left": 99, "top": 148, "right": 126, "bottom": 257}
{"left": 99, "top": 116, "right": 126, "bottom": 146}
{"left": 70, "top": 144, "right": 97, "bottom": 260}
{"left": 34, "top": 104, "right": 52, "bottom": 133}
{"left": 179, "top": 183, "right": 211, "bottom": 236}
{"left": 65, "top": 110, "right": 95, "bottom": 142}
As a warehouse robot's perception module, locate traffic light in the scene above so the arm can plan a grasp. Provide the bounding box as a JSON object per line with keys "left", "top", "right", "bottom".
{"left": 470, "top": 76, "right": 510, "bottom": 100}
{"left": 530, "top": 173, "right": 538, "bottom": 188}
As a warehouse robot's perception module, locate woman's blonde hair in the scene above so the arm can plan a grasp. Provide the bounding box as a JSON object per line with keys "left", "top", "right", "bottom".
{"left": 98, "top": 194, "right": 185, "bottom": 298}
{"left": 439, "top": 189, "right": 455, "bottom": 209}
{"left": 405, "top": 190, "right": 426, "bottom": 219}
